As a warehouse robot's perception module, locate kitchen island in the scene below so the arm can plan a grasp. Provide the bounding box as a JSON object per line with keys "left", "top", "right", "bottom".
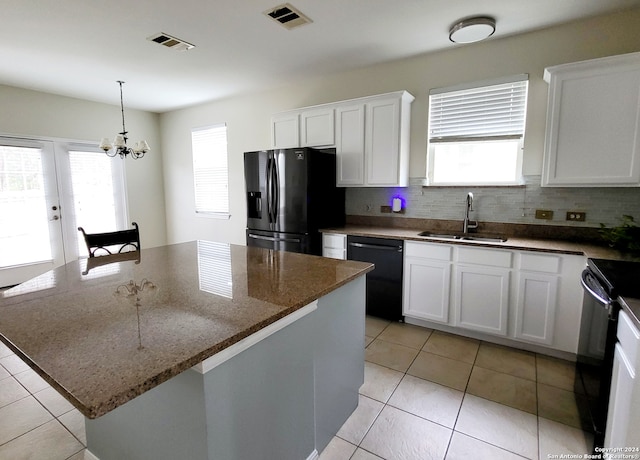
{"left": 0, "top": 241, "right": 373, "bottom": 460}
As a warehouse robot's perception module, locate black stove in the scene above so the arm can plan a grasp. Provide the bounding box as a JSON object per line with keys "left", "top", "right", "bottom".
{"left": 588, "top": 258, "right": 640, "bottom": 299}
{"left": 577, "top": 258, "right": 640, "bottom": 451}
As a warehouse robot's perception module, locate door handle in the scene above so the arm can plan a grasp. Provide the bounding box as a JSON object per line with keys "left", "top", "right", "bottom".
{"left": 248, "top": 234, "right": 301, "bottom": 243}
{"left": 348, "top": 242, "right": 403, "bottom": 252}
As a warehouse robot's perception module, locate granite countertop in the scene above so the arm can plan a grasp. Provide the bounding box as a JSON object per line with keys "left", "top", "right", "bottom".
{"left": 0, "top": 242, "right": 373, "bottom": 419}
{"left": 322, "top": 225, "right": 625, "bottom": 259}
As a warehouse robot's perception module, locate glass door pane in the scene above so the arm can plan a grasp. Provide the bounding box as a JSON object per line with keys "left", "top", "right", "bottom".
{"left": 66, "top": 149, "right": 124, "bottom": 258}
{"left": 0, "top": 139, "right": 64, "bottom": 287}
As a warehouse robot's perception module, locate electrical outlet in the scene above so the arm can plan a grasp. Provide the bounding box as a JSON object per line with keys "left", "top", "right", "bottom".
{"left": 535, "top": 209, "right": 554, "bottom": 220}
{"left": 566, "top": 211, "right": 586, "bottom": 222}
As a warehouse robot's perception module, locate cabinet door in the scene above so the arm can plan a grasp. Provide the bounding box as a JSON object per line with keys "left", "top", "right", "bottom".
{"left": 322, "top": 233, "right": 346, "bottom": 260}
{"left": 301, "top": 108, "right": 334, "bottom": 147}
{"left": 365, "top": 97, "right": 400, "bottom": 186}
{"left": 543, "top": 53, "right": 640, "bottom": 186}
{"left": 454, "top": 265, "right": 510, "bottom": 336}
{"left": 514, "top": 272, "right": 558, "bottom": 345}
{"left": 403, "top": 257, "right": 451, "bottom": 323}
{"left": 271, "top": 113, "right": 299, "bottom": 149}
{"left": 335, "top": 104, "right": 365, "bottom": 186}
{"left": 605, "top": 343, "right": 634, "bottom": 448}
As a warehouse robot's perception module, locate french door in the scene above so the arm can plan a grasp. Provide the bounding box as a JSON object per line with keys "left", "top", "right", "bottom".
{"left": 0, "top": 136, "right": 128, "bottom": 287}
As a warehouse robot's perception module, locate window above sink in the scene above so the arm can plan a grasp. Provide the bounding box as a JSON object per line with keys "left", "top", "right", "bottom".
{"left": 425, "top": 75, "right": 529, "bottom": 187}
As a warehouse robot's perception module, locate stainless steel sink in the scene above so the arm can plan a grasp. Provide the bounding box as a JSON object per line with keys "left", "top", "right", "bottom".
{"left": 417, "top": 231, "right": 507, "bottom": 243}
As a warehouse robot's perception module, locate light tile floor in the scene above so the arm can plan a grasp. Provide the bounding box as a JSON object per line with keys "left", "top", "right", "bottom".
{"left": 0, "top": 317, "right": 593, "bottom": 460}
{"left": 319, "top": 316, "right": 594, "bottom": 460}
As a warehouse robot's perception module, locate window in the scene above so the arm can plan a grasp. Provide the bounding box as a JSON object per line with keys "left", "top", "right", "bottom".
{"left": 426, "top": 75, "right": 529, "bottom": 186}
{"left": 192, "top": 124, "right": 229, "bottom": 217}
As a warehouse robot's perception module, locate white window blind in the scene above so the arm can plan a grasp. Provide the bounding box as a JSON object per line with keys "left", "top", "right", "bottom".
{"left": 192, "top": 124, "right": 229, "bottom": 216}
{"left": 429, "top": 76, "right": 528, "bottom": 142}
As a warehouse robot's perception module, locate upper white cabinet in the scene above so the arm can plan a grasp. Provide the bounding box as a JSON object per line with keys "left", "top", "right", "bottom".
{"left": 542, "top": 52, "right": 640, "bottom": 187}
{"left": 270, "top": 91, "right": 414, "bottom": 187}
{"left": 335, "top": 105, "right": 365, "bottom": 185}
{"left": 301, "top": 108, "right": 335, "bottom": 147}
{"left": 271, "top": 112, "right": 300, "bottom": 149}
{"left": 271, "top": 107, "right": 334, "bottom": 149}
{"left": 338, "top": 91, "right": 413, "bottom": 187}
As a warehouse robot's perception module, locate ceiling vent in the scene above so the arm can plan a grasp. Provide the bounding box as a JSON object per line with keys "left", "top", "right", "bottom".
{"left": 147, "top": 32, "right": 195, "bottom": 51}
{"left": 264, "top": 3, "right": 312, "bottom": 30}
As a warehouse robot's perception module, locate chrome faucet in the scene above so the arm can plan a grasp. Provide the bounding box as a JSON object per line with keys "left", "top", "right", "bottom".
{"left": 463, "top": 192, "right": 478, "bottom": 234}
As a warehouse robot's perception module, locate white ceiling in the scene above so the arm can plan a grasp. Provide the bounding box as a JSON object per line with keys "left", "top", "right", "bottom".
{"left": 2, "top": 0, "right": 639, "bottom": 113}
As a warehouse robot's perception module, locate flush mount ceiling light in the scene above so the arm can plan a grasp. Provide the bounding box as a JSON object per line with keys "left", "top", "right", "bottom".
{"left": 99, "top": 81, "right": 150, "bottom": 159}
{"left": 449, "top": 16, "right": 496, "bottom": 44}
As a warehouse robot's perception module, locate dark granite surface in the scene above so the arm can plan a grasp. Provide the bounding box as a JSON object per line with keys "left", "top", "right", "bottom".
{"left": 0, "top": 242, "right": 373, "bottom": 419}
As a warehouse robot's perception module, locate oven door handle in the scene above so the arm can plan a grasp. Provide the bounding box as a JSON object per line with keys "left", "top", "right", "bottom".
{"left": 581, "top": 269, "right": 613, "bottom": 311}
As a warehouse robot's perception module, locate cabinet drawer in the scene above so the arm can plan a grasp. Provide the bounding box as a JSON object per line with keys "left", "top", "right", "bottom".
{"left": 405, "top": 241, "right": 452, "bottom": 261}
{"left": 519, "top": 253, "right": 561, "bottom": 273}
{"left": 323, "top": 233, "right": 346, "bottom": 250}
{"left": 323, "top": 248, "right": 346, "bottom": 260}
{"left": 457, "top": 247, "right": 512, "bottom": 268}
{"left": 618, "top": 310, "right": 640, "bottom": 373}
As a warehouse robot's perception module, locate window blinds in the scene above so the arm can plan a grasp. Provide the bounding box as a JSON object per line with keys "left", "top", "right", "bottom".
{"left": 192, "top": 124, "right": 229, "bottom": 215}
{"left": 429, "top": 76, "right": 528, "bottom": 142}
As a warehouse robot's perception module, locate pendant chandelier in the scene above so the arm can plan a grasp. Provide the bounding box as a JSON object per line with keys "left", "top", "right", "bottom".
{"left": 99, "top": 81, "right": 150, "bottom": 159}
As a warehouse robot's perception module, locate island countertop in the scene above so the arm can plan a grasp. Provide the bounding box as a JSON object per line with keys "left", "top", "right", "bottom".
{"left": 0, "top": 241, "right": 373, "bottom": 419}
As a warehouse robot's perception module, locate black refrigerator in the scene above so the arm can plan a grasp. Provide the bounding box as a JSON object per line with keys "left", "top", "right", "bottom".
{"left": 244, "top": 147, "right": 345, "bottom": 255}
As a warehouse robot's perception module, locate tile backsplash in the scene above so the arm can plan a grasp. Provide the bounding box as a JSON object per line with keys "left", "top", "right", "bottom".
{"left": 345, "top": 176, "right": 640, "bottom": 228}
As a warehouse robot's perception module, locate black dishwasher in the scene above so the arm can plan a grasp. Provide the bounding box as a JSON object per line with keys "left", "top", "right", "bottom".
{"left": 347, "top": 236, "right": 404, "bottom": 321}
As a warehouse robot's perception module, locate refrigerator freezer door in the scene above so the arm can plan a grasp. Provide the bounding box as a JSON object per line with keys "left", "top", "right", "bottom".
{"left": 245, "top": 151, "right": 271, "bottom": 231}
{"left": 246, "top": 229, "right": 310, "bottom": 254}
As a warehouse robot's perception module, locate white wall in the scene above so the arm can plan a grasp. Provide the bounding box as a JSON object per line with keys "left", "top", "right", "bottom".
{"left": 0, "top": 85, "right": 167, "bottom": 248}
{"left": 160, "top": 8, "right": 640, "bottom": 244}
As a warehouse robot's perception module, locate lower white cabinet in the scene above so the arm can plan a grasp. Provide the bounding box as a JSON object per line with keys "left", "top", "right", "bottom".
{"left": 514, "top": 272, "right": 558, "bottom": 345}
{"left": 454, "top": 264, "right": 510, "bottom": 336}
{"left": 402, "top": 239, "right": 584, "bottom": 353}
{"left": 322, "top": 233, "right": 346, "bottom": 260}
{"left": 513, "top": 253, "right": 561, "bottom": 345}
{"left": 403, "top": 242, "right": 451, "bottom": 323}
{"left": 605, "top": 309, "right": 640, "bottom": 448}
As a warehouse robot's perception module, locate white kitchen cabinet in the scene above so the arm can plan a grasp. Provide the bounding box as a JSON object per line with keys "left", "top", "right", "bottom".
{"left": 542, "top": 52, "right": 640, "bottom": 187}
{"left": 335, "top": 104, "right": 365, "bottom": 186}
{"left": 337, "top": 91, "right": 413, "bottom": 187}
{"left": 271, "top": 107, "right": 334, "bottom": 149}
{"left": 403, "top": 241, "right": 452, "bottom": 323}
{"left": 454, "top": 264, "right": 511, "bottom": 336}
{"left": 513, "top": 253, "right": 560, "bottom": 345}
{"left": 402, "top": 240, "right": 584, "bottom": 352}
{"left": 605, "top": 309, "right": 640, "bottom": 448}
{"left": 271, "top": 113, "right": 300, "bottom": 149}
{"left": 322, "top": 232, "right": 346, "bottom": 260}
{"left": 301, "top": 107, "right": 334, "bottom": 147}
{"left": 270, "top": 91, "right": 413, "bottom": 187}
